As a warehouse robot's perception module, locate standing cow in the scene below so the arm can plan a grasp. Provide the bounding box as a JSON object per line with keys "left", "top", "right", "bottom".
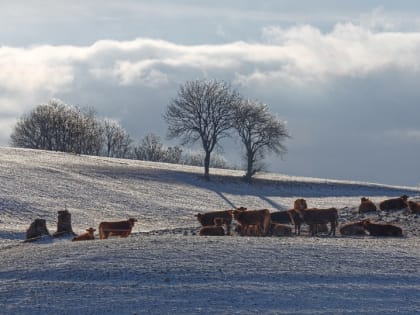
{"left": 232, "top": 208, "right": 271, "bottom": 236}
{"left": 98, "top": 218, "right": 137, "bottom": 239}
{"left": 296, "top": 207, "right": 338, "bottom": 236}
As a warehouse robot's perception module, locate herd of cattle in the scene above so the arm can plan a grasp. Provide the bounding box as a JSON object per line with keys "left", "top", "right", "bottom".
{"left": 196, "top": 195, "right": 420, "bottom": 237}
{"left": 69, "top": 195, "right": 419, "bottom": 241}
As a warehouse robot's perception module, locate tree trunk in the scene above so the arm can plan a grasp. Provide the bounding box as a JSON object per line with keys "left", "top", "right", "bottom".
{"left": 26, "top": 218, "right": 50, "bottom": 240}
{"left": 204, "top": 151, "right": 211, "bottom": 180}
{"left": 244, "top": 150, "right": 254, "bottom": 182}
{"left": 54, "top": 210, "right": 76, "bottom": 237}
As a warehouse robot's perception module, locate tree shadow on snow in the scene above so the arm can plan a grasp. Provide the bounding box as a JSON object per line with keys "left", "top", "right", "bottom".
{"left": 79, "top": 165, "right": 420, "bottom": 200}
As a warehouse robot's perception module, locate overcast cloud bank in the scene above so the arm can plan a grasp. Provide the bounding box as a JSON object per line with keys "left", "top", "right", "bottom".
{"left": 1, "top": 19, "right": 420, "bottom": 185}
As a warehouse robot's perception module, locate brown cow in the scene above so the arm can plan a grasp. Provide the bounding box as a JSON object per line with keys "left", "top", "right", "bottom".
{"left": 379, "top": 195, "right": 409, "bottom": 211}
{"left": 235, "top": 224, "right": 261, "bottom": 236}
{"left": 199, "top": 226, "right": 225, "bottom": 236}
{"left": 232, "top": 208, "right": 271, "bottom": 236}
{"left": 408, "top": 200, "right": 420, "bottom": 214}
{"left": 309, "top": 223, "right": 329, "bottom": 235}
{"left": 294, "top": 198, "right": 308, "bottom": 210}
{"left": 270, "top": 223, "right": 292, "bottom": 236}
{"left": 72, "top": 228, "right": 96, "bottom": 241}
{"left": 296, "top": 207, "right": 338, "bottom": 236}
{"left": 270, "top": 211, "right": 294, "bottom": 225}
{"left": 339, "top": 221, "right": 367, "bottom": 236}
{"left": 98, "top": 218, "right": 137, "bottom": 239}
{"left": 363, "top": 220, "right": 403, "bottom": 237}
{"left": 359, "top": 197, "right": 377, "bottom": 213}
{"left": 291, "top": 198, "right": 308, "bottom": 235}
{"left": 195, "top": 210, "right": 233, "bottom": 235}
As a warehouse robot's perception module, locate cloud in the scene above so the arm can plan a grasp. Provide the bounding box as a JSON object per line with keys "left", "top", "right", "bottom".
{"left": 2, "top": 22, "right": 420, "bottom": 186}
{"left": 2, "top": 22, "right": 420, "bottom": 96}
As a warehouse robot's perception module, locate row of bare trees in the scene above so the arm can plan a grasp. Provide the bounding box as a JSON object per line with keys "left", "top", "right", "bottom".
{"left": 164, "top": 79, "right": 290, "bottom": 181}
{"left": 10, "top": 79, "right": 290, "bottom": 181}
{"left": 10, "top": 100, "right": 234, "bottom": 169}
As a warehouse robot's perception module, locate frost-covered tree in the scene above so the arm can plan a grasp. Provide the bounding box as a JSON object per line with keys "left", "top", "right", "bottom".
{"left": 164, "top": 79, "right": 240, "bottom": 180}
{"left": 233, "top": 100, "right": 290, "bottom": 181}
{"left": 10, "top": 100, "right": 103, "bottom": 155}
{"left": 102, "top": 119, "right": 132, "bottom": 158}
{"left": 133, "top": 133, "right": 166, "bottom": 162}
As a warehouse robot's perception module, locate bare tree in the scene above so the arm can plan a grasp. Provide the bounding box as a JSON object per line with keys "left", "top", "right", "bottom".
{"left": 164, "top": 79, "right": 240, "bottom": 180}
{"left": 133, "top": 133, "right": 166, "bottom": 162}
{"left": 102, "top": 119, "right": 132, "bottom": 158}
{"left": 233, "top": 100, "right": 290, "bottom": 181}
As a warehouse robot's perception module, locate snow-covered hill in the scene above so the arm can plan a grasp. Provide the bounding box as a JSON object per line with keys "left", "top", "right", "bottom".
{"left": 1, "top": 147, "right": 419, "bottom": 314}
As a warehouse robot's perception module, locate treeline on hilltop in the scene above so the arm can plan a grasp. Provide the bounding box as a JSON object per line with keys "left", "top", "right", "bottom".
{"left": 10, "top": 99, "right": 233, "bottom": 169}
{"left": 11, "top": 79, "right": 290, "bottom": 180}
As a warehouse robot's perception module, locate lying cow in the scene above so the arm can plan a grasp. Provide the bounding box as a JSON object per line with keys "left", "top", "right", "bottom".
{"left": 232, "top": 208, "right": 271, "bottom": 236}
{"left": 363, "top": 220, "right": 403, "bottom": 237}
{"left": 408, "top": 200, "right": 420, "bottom": 214}
{"left": 98, "top": 218, "right": 137, "bottom": 239}
{"left": 309, "top": 223, "right": 329, "bottom": 235}
{"left": 359, "top": 197, "right": 377, "bottom": 213}
{"left": 199, "top": 226, "right": 225, "bottom": 236}
{"left": 235, "top": 224, "right": 261, "bottom": 236}
{"left": 270, "top": 223, "right": 292, "bottom": 236}
{"left": 296, "top": 207, "right": 338, "bottom": 236}
{"left": 339, "top": 221, "right": 367, "bottom": 236}
{"left": 72, "top": 227, "right": 96, "bottom": 241}
{"left": 379, "top": 195, "right": 409, "bottom": 211}
{"left": 195, "top": 210, "right": 233, "bottom": 235}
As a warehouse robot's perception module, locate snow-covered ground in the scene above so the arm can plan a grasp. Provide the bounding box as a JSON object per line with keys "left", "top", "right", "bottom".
{"left": 0, "top": 147, "right": 419, "bottom": 314}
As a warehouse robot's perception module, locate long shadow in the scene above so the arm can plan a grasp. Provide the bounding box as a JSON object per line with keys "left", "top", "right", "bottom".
{"left": 79, "top": 164, "right": 420, "bottom": 199}
{"left": 0, "top": 197, "right": 50, "bottom": 219}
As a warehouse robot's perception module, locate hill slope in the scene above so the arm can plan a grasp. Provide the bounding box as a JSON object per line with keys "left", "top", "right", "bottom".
{"left": 1, "top": 147, "right": 420, "bottom": 314}
{"left": 1, "top": 147, "right": 419, "bottom": 239}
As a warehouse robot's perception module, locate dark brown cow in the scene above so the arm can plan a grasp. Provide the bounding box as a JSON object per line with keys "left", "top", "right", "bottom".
{"left": 379, "top": 195, "right": 409, "bottom": 211}
{"left": 72, "top": 228, "right": 96, "bottom": 241}
{"left": 309, "top": 223, "right": 329, "bottom": 235}
{"left": 339, "top": 221, "right": 367, "bottom": 236}
{"left": 363, "top": 220, "right": 403, "bottom": 237}
{"left": 408, "top": 200, "right": 420, "bottom": 214}
{"left": 270, "top": 211, "right": 294, "bottom": 225}
{"left": 235, "top": 224, "right": 261, "bottom": 236}
{"left": 270, "top": 223, "right": 292, "bottom": 236}
{"left": 199, "top": 226, "right": 225, "bottom": 236}
{"left": 359, "top": 197, "right": 377, "bottom": 213}
{"left": 232, "top": 209, "right": 271, "bottom": 236}
{"left": 296, "top": 207, "right": 338, "bottom": 236}
{"left": 98, "top": 218, "right": 137, "bottom": 239}
{"left": 195, "top": 210, "right": 233, "bottom": 235}
{"left": 288, "top": 209, "right": 304, "bottom": 235}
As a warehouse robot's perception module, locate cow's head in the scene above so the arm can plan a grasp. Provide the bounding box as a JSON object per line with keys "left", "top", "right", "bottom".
{"left": 128, "top": 218, "right": 138, "bottom": 225}
{"left": 294, "top": 199, "right": 307, "bottom": 211}
{"left": 401, "top": 195, "right": 409, "bottom": 201}
{"left": 361, "top": 197, "right": 369, "bottom": 202}
{"left": 86, "top": 227, "right": 96, "bottom": 233}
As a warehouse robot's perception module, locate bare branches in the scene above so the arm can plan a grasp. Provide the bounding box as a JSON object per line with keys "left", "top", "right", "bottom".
{"left": 164, "top": 79, "right": 240, "bottom": 179}
{"left": 233, "top": 100, "right": 290, "bottom": 181}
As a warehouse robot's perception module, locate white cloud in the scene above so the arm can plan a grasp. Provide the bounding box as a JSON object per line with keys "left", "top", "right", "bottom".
{"left": 3, "top": 22, "right": 420, "bottom": 144}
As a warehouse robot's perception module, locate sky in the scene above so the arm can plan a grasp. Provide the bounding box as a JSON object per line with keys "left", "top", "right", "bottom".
{"left": 1, "top": 0, "right": 420, "bottom": 186}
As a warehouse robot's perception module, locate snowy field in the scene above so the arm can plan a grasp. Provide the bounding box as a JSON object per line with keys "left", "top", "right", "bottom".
{"left": 1, "top": 147, "right": 420, "bottom": 314}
